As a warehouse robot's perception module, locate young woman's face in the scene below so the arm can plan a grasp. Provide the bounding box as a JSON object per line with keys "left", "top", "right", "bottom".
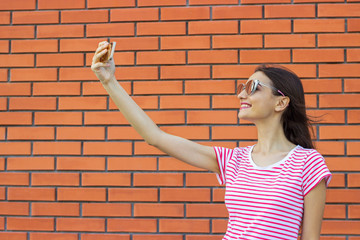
{"left": 237, "top": 71, "right": 280, "bottom": 122}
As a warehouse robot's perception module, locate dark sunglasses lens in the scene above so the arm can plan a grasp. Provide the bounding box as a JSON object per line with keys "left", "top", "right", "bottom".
{"left": 237, "top": 84, "right": 243, "bottom": 95}
{"left": 245, "top": 80, "right": 254, "bottom": 95}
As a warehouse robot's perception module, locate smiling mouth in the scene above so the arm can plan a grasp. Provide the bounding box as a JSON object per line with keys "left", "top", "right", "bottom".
{"left": 240, "top": 103, "right": 252, "bottom": 109}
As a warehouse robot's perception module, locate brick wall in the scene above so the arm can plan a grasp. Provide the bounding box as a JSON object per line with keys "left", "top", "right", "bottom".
{"left": 0, "top": 0, "right": 359, "bottom": 239}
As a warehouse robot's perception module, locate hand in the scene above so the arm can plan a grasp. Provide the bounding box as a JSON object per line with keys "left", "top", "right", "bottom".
{"left": 91, "top": 41, "right": 116, "bottom": 85}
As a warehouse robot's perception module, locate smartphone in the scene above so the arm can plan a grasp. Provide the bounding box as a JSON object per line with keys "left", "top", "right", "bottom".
{"left": 108, "top": 42, "right": 116, "bottom": 61}
{"left": 100, "top": 42, "right": 116, "bottom": 62}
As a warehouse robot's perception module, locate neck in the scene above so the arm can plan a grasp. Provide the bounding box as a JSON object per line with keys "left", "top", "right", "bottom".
{"left": 254, "top": 118, "right": 296, "bottom": 153}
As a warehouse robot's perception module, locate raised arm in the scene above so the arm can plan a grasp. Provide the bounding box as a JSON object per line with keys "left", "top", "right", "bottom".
{"left": 91, "top": 41, "right": 219, "bottom": 173}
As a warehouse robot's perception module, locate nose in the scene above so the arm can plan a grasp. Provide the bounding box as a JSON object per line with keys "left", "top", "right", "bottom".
{"left": 237, "top": 88, "right": 247, "bottom": 99}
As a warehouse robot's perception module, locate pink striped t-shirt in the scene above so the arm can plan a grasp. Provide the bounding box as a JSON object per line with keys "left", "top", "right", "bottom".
{"left": 214, "top": 145, "right": 332, "bottom": 240}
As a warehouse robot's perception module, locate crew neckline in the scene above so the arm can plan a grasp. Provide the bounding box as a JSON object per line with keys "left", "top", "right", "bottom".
{"left": 248, "top": 144, "right": 299, "bottom": 170}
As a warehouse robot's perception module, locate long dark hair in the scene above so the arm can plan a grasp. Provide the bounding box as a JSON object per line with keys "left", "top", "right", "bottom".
{"left": 255, "top": 64, "right": 315, "bottom": 149}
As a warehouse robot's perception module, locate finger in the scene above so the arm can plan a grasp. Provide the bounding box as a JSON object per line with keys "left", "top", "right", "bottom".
{"left": 94, "top": 42, "right": 109, "bottom": 56}
{"left": 91, "top": 61, "right": 109, "bottom": 72}
{"left": 98, "top": 41, "right": 108, "bottom": 47}
{"left": 92, "top": 48, "right": 108, "bottom": 64}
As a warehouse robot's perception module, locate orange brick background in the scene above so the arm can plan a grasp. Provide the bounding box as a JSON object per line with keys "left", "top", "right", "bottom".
{"left": 0, "top": 0, "right": 359, "bottom": 239}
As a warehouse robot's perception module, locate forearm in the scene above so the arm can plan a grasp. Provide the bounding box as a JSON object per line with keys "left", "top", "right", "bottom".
{"left": 102, "top": 77, "right": 161, "bottom": 145}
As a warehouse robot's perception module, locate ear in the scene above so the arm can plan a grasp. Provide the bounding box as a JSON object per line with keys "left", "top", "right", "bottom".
{"left": 275, "top": 96, "right": 290, "bottom": 112}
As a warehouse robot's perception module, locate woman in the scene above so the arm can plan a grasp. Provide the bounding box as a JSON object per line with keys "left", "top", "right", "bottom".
{"left": 91, "top": 41, "right": 331, "bottom": 240}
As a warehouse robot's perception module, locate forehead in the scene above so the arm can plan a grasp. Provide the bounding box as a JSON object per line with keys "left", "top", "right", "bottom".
{"left": 247, "top": 71, "right": 272, "bottom": 85}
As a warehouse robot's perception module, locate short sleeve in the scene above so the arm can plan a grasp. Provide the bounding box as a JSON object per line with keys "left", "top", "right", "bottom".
{"left": 302, "top": 150, "right": 332, "bottom": 196}
{"left": 213, "top": 146, "right": 234, "bottom": 185}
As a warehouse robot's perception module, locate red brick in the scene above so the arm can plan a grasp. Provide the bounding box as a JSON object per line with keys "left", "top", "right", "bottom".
{"left": 0, "top": 142, "right": 31, "bottom": 155}
{"left": 212, "top": 219, "right": 228, "bottom": 233}
{"left": 35, "top": 112, "right": 82, "bottom": 125}
{"left": 161, "top": 36, "right": 210, "bottom": 50}
{"left": 161, "top": 65, "right": 210, "bottom": 79}
{"left": 187, "top": 110, "right": 238, "bottom": 124}
{"left": 186, "top": 173, "right": 219, "bottom": 187}
{"left": 37, "top": 25, "right": 84, "bottom": 38}
{"left": 318, "top": 3, "right": 360, "bottom": 17}
{"left": 320, "top": 94, "right": 360, "bottom": 108}
{"left": 109, "top": 188, "right": 158, "bottom": 202}
{"left": 348, "top": 142, "right": 360, "bottom": 156}
{"left": 32, "top": 203, "right": 79, "bottom": 216}
{"left": 82, "top": 173, "right": 131, "bottom": 186}
{"left": 30, "top": 233, "right": 78, "bottom": 240}
{"left": 0, "top": 202, "right": 29, "bottom": 216}
{"left": 0, "top": 40, "right": 9, "bottom": 53}
{"left": 265, "top": 4, "right": 315, "bottom": 18}
{"left": 110, "top": 96, "right": 158, "bottom": 110}
{"left": 189, "top": 21, "right": 239, "bottom": 34}
{"left": 134, "top": 173, "right": 183, "bottom": 186}
{"left": 106, "top": 126, "right": 142, "bottom": 140}
{"left": 160, "top": 95, "right": 210, "bottom": 109}
{"left": 349, "top": 110, "right": 360, "bottom": 124}
{"left": 0, "top": 54, "right": 34, "bottom": 67}
{"left": 159, "top": 219, "right": 210, "bottom": 233}
{"left": 161, "top": 7, "right": 209, "bottom": 20}
{"left": 111, "top": 37, "right": 158, "bottom": 50}
{"left": 348, "top": 19, "right": 360, "bottom": 32}
{"left": 137, "top": 22, "right": 186, "bottom": 36}
{"left": 302, "top": 79, "right": 342, "bottom": 93}
{"left": 137, "top": 51, "right": 186, "bottom": 65}
{"left": 11, "top": 68, "right": 57, "bottom": 81}
{"left": 0, "top": 112, "right": 32, "bottom": 125}
{"left": 12, "top": 39, "right": 58, "bottom": 53}
{"left": 159, "top": 157, "right": 204, "bottom": 171}
{"left": 318, "top": 33, "right": 360, "bottom": 47}
{"left": 84, "top": 111, "right": 128, "bottom": 125}
{"left": 319, "top": 64, "right": 360, "bottom": 77}
{"left": 57, "top": 127, "right": 105, "bottom": 140}
{"left": 213, "top": 126, "right": 257, "bottom": 140}
{"left": 134, "top": 141, "right": 166, "bottom": 155}
{"left": 7, "top": 127, "right": 54, "bottom": 140}
{"left": 7, "top": 217, "right": 54, "bottom": 231}
{"left": 186, "top": 235, "right": 224, "bottom": 240}
{"left": 0, "top": 12, "right": 10, "bottom": 24}
{"left": 294, "top": 0, "right": 343, "bottom": 2}
{"left": 83, "top": 203, "right": 131, "bottom": 217}
{"left": 320, "top": 126, "right": 360, "bottom": 140}
{"left": 83, "top": 142, "right": 132, "bottom": 155}
{"left": 38, "top": 0, "right": 85, "bottom": 9}
{"left": 185, "top": 80, "right": 235, "bottom": 94}
{"left": 348, "top": 174, "right": 360, "bottom": 187}
{"left": 33, "top": 82, "right": 80, "bottom": 96}
{"left": 134, "top": 203, "right": 184, "bottom": 217}
{"left": 138, "top": 0, "right": 185, "bottom": 6}
{"left": 240, "top": 49, "right": 290, "bottom": 63}
{"left": 87, "top": 23, "right": 134, "bottom": 37}
{"left": 7, "top": 157, "right": 54, "bottom": 171}
{"left": 111, "top": 8, "right": 158, "bottom": 21}
{"left": 116, "top": 66, "right": 158, "bottom": 80}
{"left": 213, "top": 6, "right": 262, "bottom": 19}
{"left": 8, "top": 187, "right": 55, "bottom": 201}
{"left": 0, "top": 98, "right": 6, "bottom": 110}
{"left": 294, "top": 19, "right": 345, "bottom": 33}
{"left": 108, "top": 219, "right": 157, "bottom": 232}
{"left": 190, "top": 0, "right": 237, "bottom": 4}
{"left": 187, "top": 204, "right": 228, "bottom": 217}
{"left": 61, "top": 10, "right": 108, "bottom": 23}
{"left": 37, "top": 53, "right": 83, "bottom": 67}
{"left": 59, "top": 67, "right": 98, "bottom": 81}
{"left": 0, "top": 172, "right": 29, "bottom": 186}
{"left": 188, "top": 50, "right": 237, "bottom": 64}
{"left": 57, "top": 188, "right": 106, "bottom": 201}
{"left": 88, "top": 0, "right": 135, "bottom": 8}
{"left": 32, "top": 173, "right": 79, "bottom": 186}
{"left": 56, "top": 218, "right": 105, "bottom": 232}
{"left": 108, "top": 157, "right": 157, "bottom": 171}
{"left": 347, "top": 49, "right": 360, "bottom": 62}
{"left": 213, "top": 35, "right": 262, "bottom": 49}
{"left": 0, "top": 232, "right": 27, "bottom": 240}
{"left": 241, "top": 20, "right": 291, "bottom": 33}
{"left": 316, "top": 141, "right": 345, "bottom": 156}
{"left": 134, "top": 235, "right": 182, "bottom": 240}
{"left": 82, "top": 234, "right": 130, "bottom": 240}
{"left": 242, "top": 0, "right": 290, "bottom": 2}
{"left": 33, "top": 142, "right": 81, "bottom": 155}
{"left": 57, "top": 157, "right": 105, "bottom": 171}
{"left": 349, "top": 205, "right": 360, "bottom": 218}
{"left": 213, "top": 65, "right": 256, "bottom": 79}
{"left": 322, "top": 220, "right": 360, "bottom": 234}
{"left": 60, "top": 38, "right": 106, "bottom": 52}
{"left": 293, "top": 49, "right": 344, "bottom": 63}
{"left": 0, "top": 26, "right": 34, "bottom": 39}
{"left": 324, "top": 204, "right": 346, "bottom": 219}
{"left": 10, "top": 97, "right": 56, "bottom": 110}
{"left": 160, "top": 188, "right": 210, "bottom": 202}
{"left": 59, "top": 96, "right": 106, "bottom": 110}
{"left": 0, "top": 0, "right": 35, "bottom": 10}
{"left": 307, "top": 109, "right": 345, "bottom": 124}
{"left": 0, "top": 83, "right": 31, "bottom": 96}
{"left": 161, "top": 126, "right": 209, "bottom": 140}
{"left": 13, "top": 11, "right": 59, "bottom": 24}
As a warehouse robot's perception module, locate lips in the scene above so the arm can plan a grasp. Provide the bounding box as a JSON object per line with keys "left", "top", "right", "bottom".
{"left": 240, "top": 103, "right": 251, "bottom": 109}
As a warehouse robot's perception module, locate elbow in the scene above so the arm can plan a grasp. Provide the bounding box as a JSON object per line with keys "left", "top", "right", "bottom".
{"left": 143, "top": 129, "right": 162, "bottom": 147}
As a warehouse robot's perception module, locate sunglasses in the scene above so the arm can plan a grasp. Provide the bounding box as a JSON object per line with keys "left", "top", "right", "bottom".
{"left": 237, "top": 79, "right": 285, "bottom": 97}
